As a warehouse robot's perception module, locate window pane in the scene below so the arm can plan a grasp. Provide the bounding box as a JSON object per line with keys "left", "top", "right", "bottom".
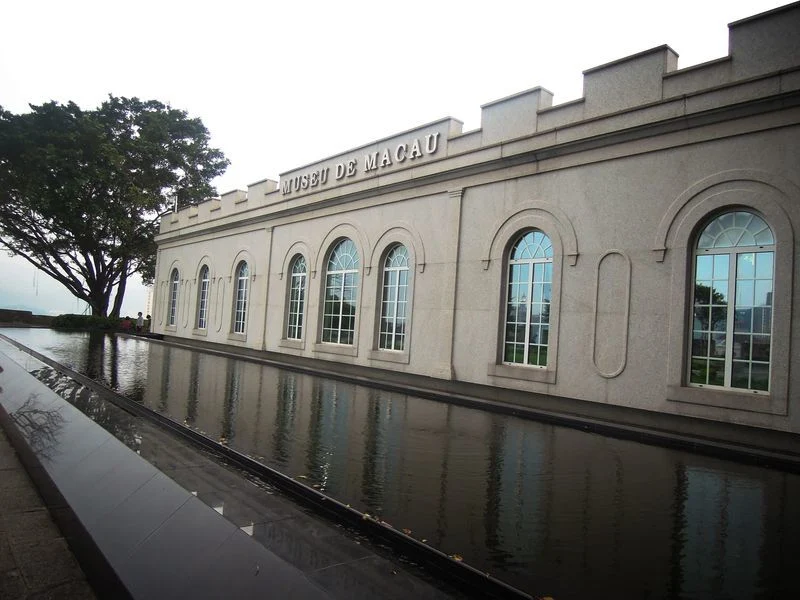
{"left": 707, "top": 359, "right": 725, "bottom": 386}
{"left": 713, "top": 254, "right": 729, "bottom": 278}
{"left": 696, "top": 255, "right": 712, "bottom": 280}
{"left": 737, "top": 253, "right": 755, "bottom": 279}
{"left": 710, "top": 307, "right": 727, "bottom": 332}
{"left": 690, "top": 358, "right": 708, "bottom": 384}
{"left": 731, "top": 361, "right": 750, "bottom": 389}
{"left": 755, "top": 252, "right": 773, "bottom": 279}
{"left": 693, "top": 306, "right": 710, "bottom": 330}
{"left": 751, "top": 335, "right": 770, "bottom": 362}
{"left": 733, "top": 334, "right": 750, "bottom": 360}
{"left": 710, "top": 333, "right": 726, "bottom": 358}
{"left": 527, "top": 345, "right": 539, "bottom": 366}
{"left": 694, "top": 282, "right": 711, "bottom": 305}
{"left": 736, "top": 280, "right": 754, "bottom": 306}
{"left": 692, "top": 331, "right": 709, "bottom": 357}
{"left": 734, "top": 309, "right": 753, "bottom": 333}
{"left": 752, "top": 306, "right": 771, "bottom": 334}
{"left": 754, "top": 280, "right": 772, "bottom": 307}
{"left": 754, "top": 229, "right": 774, "bottom": 245}
{"left": 750, "top": 363, "right": 769, "bottom": 391}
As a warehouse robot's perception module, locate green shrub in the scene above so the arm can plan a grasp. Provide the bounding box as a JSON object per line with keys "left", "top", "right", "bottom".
{"left": 51, "top": 314, "right": 121, "bottom": 330}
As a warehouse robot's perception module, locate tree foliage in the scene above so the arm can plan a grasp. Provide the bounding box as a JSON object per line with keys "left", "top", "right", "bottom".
{"left": 0, "top": 96, "right": 228, "bottom": 316}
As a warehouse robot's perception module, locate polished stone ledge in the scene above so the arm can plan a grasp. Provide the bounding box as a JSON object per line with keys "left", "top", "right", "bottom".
{"left": 0, "top": 349, "right": 333, "bottom": 600}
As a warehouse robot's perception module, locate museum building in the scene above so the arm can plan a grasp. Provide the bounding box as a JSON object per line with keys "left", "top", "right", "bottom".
{"left": 153, "top": 2, "right": 800, "bottom": 438}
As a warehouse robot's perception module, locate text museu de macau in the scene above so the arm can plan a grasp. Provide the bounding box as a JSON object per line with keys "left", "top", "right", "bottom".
{"left": 281, "top": 132, "right": 441, "bottom": 196}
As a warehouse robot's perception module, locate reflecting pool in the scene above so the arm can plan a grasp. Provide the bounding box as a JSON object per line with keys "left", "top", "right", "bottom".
{"left": 3, "top": 328, "right": 798, "bottom": 599}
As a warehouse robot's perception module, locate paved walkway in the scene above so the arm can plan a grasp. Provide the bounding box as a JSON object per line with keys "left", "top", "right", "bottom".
{"left": 0, "top": 424, "right": 96, "bottom": 599}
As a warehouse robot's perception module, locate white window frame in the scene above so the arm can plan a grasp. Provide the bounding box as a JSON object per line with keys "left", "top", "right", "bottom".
{"left": 196, "top": 265, "right": 210, "bottom": 330}
{"left": 688, "top": 210, "right": 774, "bottom": 393}
{"left": 502, "top": 230, "right": 553, "bottom": 368}
{"left": 168, "top": 268, "right": 179, "bottom": 327}
{"left": 378, "top": 244, "right": 410, "bottom": 351}
{"left": 322, "top": 239, "right": 360, "bottom": 345}
{"left": 286, "top": 255, "right": 307, "bottom": 340}
{"left": 232, "top": 261, "right": 249, "bottom": 335}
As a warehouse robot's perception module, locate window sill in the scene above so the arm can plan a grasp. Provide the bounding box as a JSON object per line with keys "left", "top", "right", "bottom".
{"left": 312, "top": 342, "right": 358, "bottom": 357}
{"left": 191, "top": 328, "right": 208, "bottom": 337}
{"left": 164, "top": 325, "right": 177, "bottom": 333}
{"left": 227, "top": 332, "right": 247, "bottom": 343}
{"left": 488, "top": 362, "right": 556, "bottom": 384}
{"left": 368, "top": 349, "right": 410, "bottom": 365}
{"left": 667, "top": 385, "right": 783, "bottom": 415}
{"left": 279, "top": 338, "right": 305, "bottom": 351}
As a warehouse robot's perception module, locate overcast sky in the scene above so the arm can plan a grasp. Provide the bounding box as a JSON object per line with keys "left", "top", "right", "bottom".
{"left": 0, "top": 0, "right": 789, "bottom": 316}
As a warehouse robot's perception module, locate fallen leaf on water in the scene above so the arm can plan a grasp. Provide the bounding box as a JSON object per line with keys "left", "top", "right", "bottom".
{"left": 450, "top": 554, "right": 463, "bottom": 562}
{"left": 402, "top": 528, "right": 412, "bottom": 535}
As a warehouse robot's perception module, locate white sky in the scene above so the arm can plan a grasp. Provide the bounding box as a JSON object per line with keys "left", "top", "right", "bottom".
{"left": 0, "top": 0, "right": 789, "bottom": 316}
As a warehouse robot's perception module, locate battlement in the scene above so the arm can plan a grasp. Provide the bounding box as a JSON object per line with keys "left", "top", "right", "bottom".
{"left": 159, "top": 1, "right": 800, "bottom": 236}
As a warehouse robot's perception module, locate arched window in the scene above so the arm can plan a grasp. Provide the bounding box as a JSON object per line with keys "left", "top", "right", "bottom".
{"left": 233, "top": 261, "right": 249, "bottom": 334}
{"left": 379, "top": 244, "right": 410, "bottom": 351}
{"left": 286, "top": 255, "right": 307, "bottom": 340}
{"left": 690, "top": 210, "right": 774, "bottom": 392}
{"left": 503, "top": 230, "right": 553, "bottom": 366}
{"left": 322, "top": 239, "right": 359, "bottom": 345}
{"left": 168, "top": 268, "right": 180, "bottom": 327}
{"left": 196, "top": 265, "right": 210, "bottom": 329}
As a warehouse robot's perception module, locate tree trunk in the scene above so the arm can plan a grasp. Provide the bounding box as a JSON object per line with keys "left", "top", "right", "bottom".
{"left": 88, "top": 288, "right": 110, "bottom": 317}
{"left": 110, "top": 273, "right": 128, "bottom": 318}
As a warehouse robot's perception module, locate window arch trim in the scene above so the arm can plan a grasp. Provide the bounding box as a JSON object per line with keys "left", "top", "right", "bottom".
{"left": 663, "top": 180, "right": 794, "bottom": 416}
{"left": 486, "top": 211, "right": 567, "bottom": 386}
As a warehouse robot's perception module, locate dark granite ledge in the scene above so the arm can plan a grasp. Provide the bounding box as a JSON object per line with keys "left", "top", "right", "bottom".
{"left": 0, "top": 351, "right": 333, "bottom": 600}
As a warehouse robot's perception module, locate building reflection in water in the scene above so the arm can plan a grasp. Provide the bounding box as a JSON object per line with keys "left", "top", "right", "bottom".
{"left": 7, "top": 329, "right": 799, "bottom": 599}
{"left": 272, "top": 371, "right": 297, "bottom": 469}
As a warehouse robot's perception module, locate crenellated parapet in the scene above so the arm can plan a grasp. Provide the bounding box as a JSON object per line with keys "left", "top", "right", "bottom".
{"left": 158, "top": 1, "right": 800, "bottom": 236}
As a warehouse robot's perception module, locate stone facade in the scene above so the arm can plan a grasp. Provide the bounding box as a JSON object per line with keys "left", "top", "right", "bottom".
{"left": 154, "top": 2, "right": 800, "bottom": 434}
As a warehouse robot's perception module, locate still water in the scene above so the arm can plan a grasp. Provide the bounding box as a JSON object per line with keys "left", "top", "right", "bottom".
{"left": 2, "top": 328, "right": 798, "bottom": 599}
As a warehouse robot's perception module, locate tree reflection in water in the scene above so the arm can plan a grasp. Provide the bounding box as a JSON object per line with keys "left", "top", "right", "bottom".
{"left": 30, "top": 367, "right": 140, "bottom": 452}
{"left": 10, "top": 396, "right": 65, "bottom": 462}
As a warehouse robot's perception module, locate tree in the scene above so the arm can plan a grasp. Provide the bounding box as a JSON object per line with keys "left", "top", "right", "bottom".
{"left": 0, "top": 96, "right": 228, "bottom": 317}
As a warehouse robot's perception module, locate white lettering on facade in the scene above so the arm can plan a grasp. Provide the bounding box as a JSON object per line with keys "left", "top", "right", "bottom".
{"left": 282, "top": 130, "right": 442, "bottom": 195}
{"left": 364, "top": 152, "right": 378, "bottom": 172}
{"left": 425, "top": 132, "right": 439, "bottom": 154}
{"left": 380, "top": 148, "right": 392, "bottom": 167}
{"left": 409, "top": 138, "right": 423, "bottom": 160}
